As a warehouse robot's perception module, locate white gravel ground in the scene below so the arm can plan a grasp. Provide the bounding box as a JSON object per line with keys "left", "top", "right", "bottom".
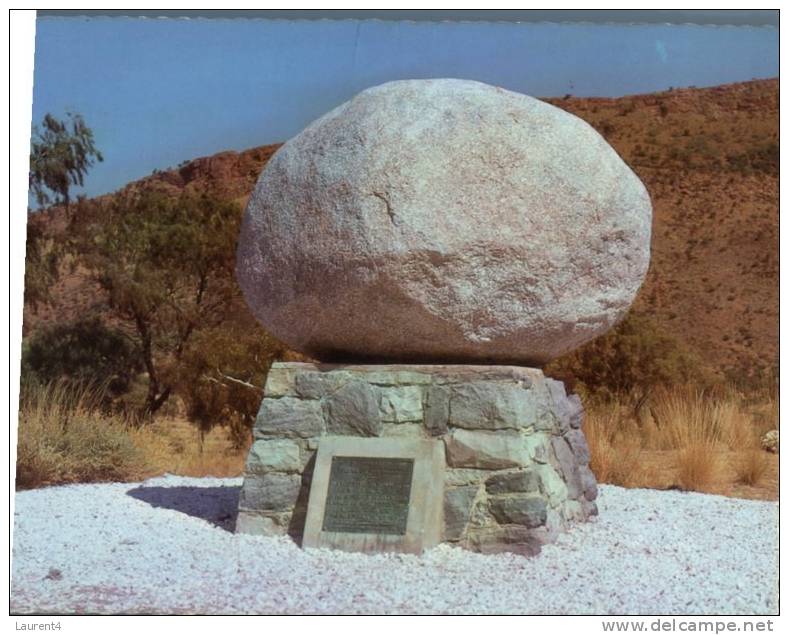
{"left": 11, "top": 475, "right": 778, "bottom": 615}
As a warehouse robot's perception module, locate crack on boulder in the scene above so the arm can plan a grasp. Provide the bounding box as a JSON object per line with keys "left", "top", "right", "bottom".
{"left": 372, "top": 191, "right": 396, "bottom": 224}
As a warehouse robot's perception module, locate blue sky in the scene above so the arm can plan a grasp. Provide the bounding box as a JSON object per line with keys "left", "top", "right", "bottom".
{"left": 31, "top": 17, "right": 778, "bottom": 200}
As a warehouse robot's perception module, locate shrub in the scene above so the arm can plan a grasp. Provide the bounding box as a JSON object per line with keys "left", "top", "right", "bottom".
{"left": 726, "top": 141, "right": 778, "bottom": 176}
{"left": 618, "top": 101, "right": 636, "bottom": 117}
{"left": 177, "top": 318, "right": 288, "bottom": 448}
{"left": 723, "top": 363, "right": 778, "bottom": 397}
{"left": 598, "top": 121, "right": 615, "bottom": 138}
{"left": 23, "top": 221, "right": 61, "bottom": 310}
{"left": 546, "top": 312, "right": 709, "bottom": 404}
{"left": 21, "top": 318, "right": 142, "bottom": 402}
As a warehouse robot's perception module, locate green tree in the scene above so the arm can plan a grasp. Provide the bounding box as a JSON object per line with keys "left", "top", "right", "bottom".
{"left": 178, "top": 320, "right": 286, "bottom": 449}
{"left": 75, "top": 191, "right": 243, "bottom": 419}
{"left": 26, "top": 113, "right": 102, "bottom": 311}
{"left": 29, "top": 112, "right": 103, "bottom": 208}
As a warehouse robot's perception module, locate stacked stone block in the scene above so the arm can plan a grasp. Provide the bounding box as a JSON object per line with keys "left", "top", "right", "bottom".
{"left": 236, "top": 362, "right": 598, "bottom": 555}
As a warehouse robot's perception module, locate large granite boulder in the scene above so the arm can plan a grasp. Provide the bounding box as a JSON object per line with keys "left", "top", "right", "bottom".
{"left": 237, "top": 79, "right": 652, "bottom": 364}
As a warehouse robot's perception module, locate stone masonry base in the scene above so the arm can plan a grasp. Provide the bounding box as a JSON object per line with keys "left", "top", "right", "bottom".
{"left": 236, "top": 362, "right": 598, "bottom": 556}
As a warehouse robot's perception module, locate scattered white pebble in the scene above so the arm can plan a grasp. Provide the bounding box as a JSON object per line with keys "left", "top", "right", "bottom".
{"left": 11, "top": 476, "right": 778, "bottom": 614}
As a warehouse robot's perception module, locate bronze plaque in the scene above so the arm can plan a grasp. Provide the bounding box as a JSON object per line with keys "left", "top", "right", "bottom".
{"left": 322, "top": 456, "right": 415, "bottom": 535}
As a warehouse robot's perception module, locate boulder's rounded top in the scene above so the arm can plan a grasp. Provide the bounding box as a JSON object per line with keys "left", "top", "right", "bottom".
{"left": 237, "top": 78, "right": 652, "bottom": 364}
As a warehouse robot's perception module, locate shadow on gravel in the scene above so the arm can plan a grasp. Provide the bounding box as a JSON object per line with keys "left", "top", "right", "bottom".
{"left": 126, "top": 486, "right": 240, "bottom": 532}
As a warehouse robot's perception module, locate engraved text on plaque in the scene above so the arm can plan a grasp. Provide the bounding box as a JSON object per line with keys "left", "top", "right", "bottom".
{"left": 322, "top": 456, "right": 414, "bottom": 534}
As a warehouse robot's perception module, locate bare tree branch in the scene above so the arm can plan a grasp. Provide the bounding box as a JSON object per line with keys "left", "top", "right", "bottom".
{"left": 206, "top": 369, "right": 262, "bottom": 393}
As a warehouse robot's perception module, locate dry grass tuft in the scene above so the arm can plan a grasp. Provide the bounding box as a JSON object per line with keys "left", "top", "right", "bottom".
{"left": 735, "top": 449, "right": 769, "bottom": 486}
{"left": 16, "top": 382, "right": 247, "bottom": 490}
{"left": 585, "top": 385, "right": 776, "bottom": 496}
{"left": 607, "top": 438, "right": 645, "bottom": 488}
{"left": 648, "top": 387, "right": 750, "bottom": 450}
{"left": 676, "top": 442, "right": 719, "bottom": 491}
{"left": 584, "top": 413, "right": 616, "bottom": 485}
{"left": 132, "top": 419, "right": 248, "bottom": 478}
{"left": 16, "top": 382, "right": 151, "bottom": 489}
{"left": 585, "top": 403, "right": 645, "bottom": 488}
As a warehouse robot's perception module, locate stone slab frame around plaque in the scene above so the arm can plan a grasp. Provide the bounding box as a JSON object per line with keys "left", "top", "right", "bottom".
{"left": 302, "top": 436, "right": 445, "bottom": 554}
